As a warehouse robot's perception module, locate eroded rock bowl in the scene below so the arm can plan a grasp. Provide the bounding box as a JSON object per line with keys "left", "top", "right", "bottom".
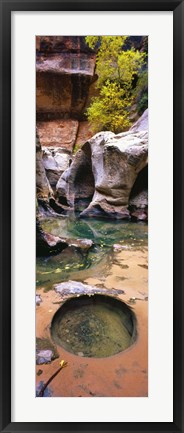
{"left": 51, "top": 294, "right": 137, "bottom": 358}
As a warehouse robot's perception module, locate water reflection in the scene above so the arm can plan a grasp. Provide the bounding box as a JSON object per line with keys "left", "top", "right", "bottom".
{"left": 36, "top": 216, "right": 148, "bottom": 291}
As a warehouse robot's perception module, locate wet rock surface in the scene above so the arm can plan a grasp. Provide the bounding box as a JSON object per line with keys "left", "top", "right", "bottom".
{"left": 66, "top": 238, "right": 93, "bottom": 250}
{"left": 54, "top": 280, "right": 125, "bottom": 297}
{"left": 36, "top": 219, "right": 93, "bottom": 256}
{"left": 36, "top": 219, "right": 68, "bottom": 255}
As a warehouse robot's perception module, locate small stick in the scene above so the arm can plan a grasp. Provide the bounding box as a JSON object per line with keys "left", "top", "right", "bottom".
{"left": 38, "top": 360, "right": 68, "bottom": 397}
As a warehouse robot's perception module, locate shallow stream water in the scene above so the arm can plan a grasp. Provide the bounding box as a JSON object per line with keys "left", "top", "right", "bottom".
{"left": 51, "top": 295, "right": 135, "bottom": 358}
{"left": 36, "top": 216, "right": 148, "bottom": 291}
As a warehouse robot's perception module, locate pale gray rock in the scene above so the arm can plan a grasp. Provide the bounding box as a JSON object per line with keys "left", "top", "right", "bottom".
{"left": 56, "top": 111, "right": 148, "bottom": 220}
{"left": 56, "top": 142, "right": 95, "bottom": 209}
{"left": 54, "top": 280, "right": 125, "bottom": 296}
{"left": 36, "top": 294, "right": 42, "bottom": 306}
{"left": 42, "top": 147, "right": 71, "bottom": 188}
{"left": 36, "top": 132, "right": 53, "bottom": 200}
{"left": 36, "top": 350, "right": 53, "bottom": 364}
{"left": 129, "top": 108, "right": 148, "bottom": 133}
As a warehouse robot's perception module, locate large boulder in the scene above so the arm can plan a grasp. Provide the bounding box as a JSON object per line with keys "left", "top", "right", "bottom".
{"left": 56, "top": 110, "right": 148, "bottom": 220}
{"left": 56, "top": 141, "right": 95, "bottom": 210}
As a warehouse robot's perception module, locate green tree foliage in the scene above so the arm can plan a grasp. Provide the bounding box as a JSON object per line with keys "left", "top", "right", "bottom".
{"left": 135, "top": 69, "right": 148, "bottom": 115}
{"left": 85, "top": 36, "right": 147, "bottom": 133}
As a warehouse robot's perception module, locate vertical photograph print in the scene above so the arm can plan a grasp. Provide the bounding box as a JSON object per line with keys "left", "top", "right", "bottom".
{"left": 36, "top": 35, "right": 148, "bottom": 398}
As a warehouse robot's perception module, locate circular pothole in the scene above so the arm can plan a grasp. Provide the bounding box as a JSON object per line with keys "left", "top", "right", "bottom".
{"left": 51, "top": 294, "right": 137, "bottom": 358}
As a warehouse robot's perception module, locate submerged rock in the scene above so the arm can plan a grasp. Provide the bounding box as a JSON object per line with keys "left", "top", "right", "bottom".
{"left": 54, "top": 280, "right": 125, "bottom": 297}
{"left": 66, "top": 238, "right": 93, "bottom": 250}
{"left": 36, "top": 219, "right": 68, "bottom": 256}
{"left": 36, "top": 219, "right": 93, "bottom": 256}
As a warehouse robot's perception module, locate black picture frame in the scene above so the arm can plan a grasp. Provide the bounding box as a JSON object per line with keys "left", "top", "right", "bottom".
{"left": 0, "top": 0, "right": 183, "bottom": 432}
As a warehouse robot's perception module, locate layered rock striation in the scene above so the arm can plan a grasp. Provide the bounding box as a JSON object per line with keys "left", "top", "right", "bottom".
{"left": 36, "top": 36, "right": 97, "bottom": 120}
{"left": 36, "top": 36, "right": 97, "bottom": 152}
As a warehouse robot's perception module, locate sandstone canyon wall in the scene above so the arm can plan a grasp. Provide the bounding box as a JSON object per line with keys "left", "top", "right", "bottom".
{"left": 36, "top": 36, "right": 97, "bottom": 153}
{"left": 36, "top": 36, "right": 148, "bottom": 221}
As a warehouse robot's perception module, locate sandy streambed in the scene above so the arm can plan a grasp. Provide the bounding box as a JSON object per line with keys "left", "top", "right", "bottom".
{"left": 36, "top": 247, "right": 148, "bottom": 397}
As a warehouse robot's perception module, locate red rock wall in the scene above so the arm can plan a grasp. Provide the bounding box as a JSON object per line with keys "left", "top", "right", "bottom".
{"left": 37, "top": 119, "right": 79, "bottom": 151}
{"left": 36, "top": 36, "right": 97, "bottom": 152}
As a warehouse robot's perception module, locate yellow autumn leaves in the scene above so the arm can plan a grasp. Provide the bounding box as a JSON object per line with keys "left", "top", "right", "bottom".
{"left": 85, "top": 36, "right": 147, "bottom": 133}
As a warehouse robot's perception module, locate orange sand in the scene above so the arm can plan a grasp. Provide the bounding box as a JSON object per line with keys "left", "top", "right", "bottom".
{"left": 36, "top": 247, "right": 148, "bottom": 397}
